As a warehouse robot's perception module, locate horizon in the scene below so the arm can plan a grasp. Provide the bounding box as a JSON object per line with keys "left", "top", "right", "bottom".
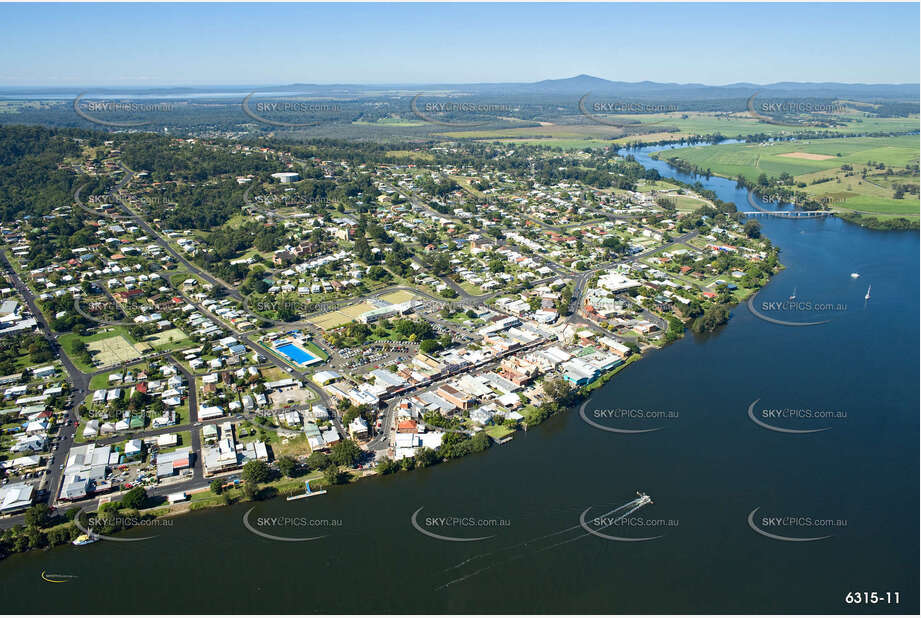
{"left": 2, "top": 73, "right": 921, "bottom": 90}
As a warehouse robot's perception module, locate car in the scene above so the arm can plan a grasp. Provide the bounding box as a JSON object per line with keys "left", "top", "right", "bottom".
{"left": 59, "top": 464, "right": 64, "bottom": 470}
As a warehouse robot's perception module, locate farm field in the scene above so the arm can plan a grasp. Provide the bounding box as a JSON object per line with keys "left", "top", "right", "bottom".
{"left": 655, "top": 135, "right": 918, "bottom": 180}
{"left": 438, "top": 113, "right": 921, "bottom": 149}
{"left": 655, "top": 135, "right": 920, "bottom": 217}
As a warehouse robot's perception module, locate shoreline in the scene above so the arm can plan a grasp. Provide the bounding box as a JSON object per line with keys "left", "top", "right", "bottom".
{"left": 0, "top": 139, "right": 789, "bottom": 558}
{"left": 647, "top": 141, "right": 920, "bottom": 232}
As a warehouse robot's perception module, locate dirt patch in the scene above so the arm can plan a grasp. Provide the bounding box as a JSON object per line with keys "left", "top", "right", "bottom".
{"left": 778, "top": 151, "right": 835, "bottom": 161}
{"left": 88, "top": 335, "right": 150, "bottom": 366}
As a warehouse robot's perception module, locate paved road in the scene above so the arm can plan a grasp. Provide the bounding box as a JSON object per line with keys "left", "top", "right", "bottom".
{"left": 0, "top": 249, "right": 90, "bottom": 510}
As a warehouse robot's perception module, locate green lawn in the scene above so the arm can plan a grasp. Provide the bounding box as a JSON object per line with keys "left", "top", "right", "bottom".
{"left": 656, "top": 135, "right": 918, "bottom": 182}
{"left": 656, "top": 135, "right": 920, "bottom": 217}
{"left": 485, "top": 425, "right": 515, "bottom": 441}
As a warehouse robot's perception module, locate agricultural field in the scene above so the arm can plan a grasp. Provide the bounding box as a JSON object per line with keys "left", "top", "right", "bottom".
{"left": 438, "top": 112, "right": 921, "bottom": 150}
{"left": 656, "top": 135, "right": 918, "bottom": 180}
{"left": 655, "top": 135, "right": 920, "bottom": 217}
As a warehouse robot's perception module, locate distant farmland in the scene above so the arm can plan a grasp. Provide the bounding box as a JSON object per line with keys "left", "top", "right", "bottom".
{"left": 655, "top": 135, "right": 920, "bottom": 218}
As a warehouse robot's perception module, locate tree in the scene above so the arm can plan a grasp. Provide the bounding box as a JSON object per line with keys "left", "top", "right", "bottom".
{"left": 306, "top": 451, "right": 330, "bottom": 471}
{"left": 542, "top": 377, "right": 576, "bottom": 406}
{"left": 744, "top": 220, "right": 761, "bottom": 239}
{"left": 323, "top": 464, "right": 346, "bottom": 486}
{"left": 24, "top": 504, "right": 51, "bottom": 528}
{"left": 414, "top": 447, "right": 440, "bottom": 468}
{"left": 242, "top": 480, "right": 258, "bottom": 501}
{"left": 210, "top": 479, "right": 224, "bottom": 495}
{"left": 242, "top": 459, "right": 272, "bottom": 484}
{"left": 120, "top": 486, "right": 148, "bottom": 510}
{"left": 691, "top": 303, "right": 731, "bottom": 334}
{"left": 277, "top": 455, "right": 299, "bottom": 478}
{"left": 330, "top": 439, "right": 362, "bottom": 467}
{"left": 375, "top": 456, "right": 399, "bottom": 475}
{"left": 419, "top": 339, "right": 442, "bottom": 354}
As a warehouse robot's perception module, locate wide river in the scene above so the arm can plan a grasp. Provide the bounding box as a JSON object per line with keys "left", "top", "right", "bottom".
{"left": 2, "top": 143, "right": 917, "bottom": 614}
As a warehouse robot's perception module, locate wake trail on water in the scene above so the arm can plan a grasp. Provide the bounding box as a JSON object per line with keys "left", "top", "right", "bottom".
{"left": 534, "top": 502, "right": 647, "bottom": 553}
{"left": 442, "top": 497, "right": 642, "bottom": 573}
{"left": 437, "top": 497, "right": 648, "bottom": 589}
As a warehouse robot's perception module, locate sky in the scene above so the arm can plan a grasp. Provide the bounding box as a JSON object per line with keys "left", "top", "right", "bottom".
{"left": 0, "top": 3, "right": 918, "bottom": 87}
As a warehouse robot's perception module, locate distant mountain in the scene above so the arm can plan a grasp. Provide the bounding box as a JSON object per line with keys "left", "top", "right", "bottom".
{"left": 1, "top": 75, "right": 917, "bottom": 101}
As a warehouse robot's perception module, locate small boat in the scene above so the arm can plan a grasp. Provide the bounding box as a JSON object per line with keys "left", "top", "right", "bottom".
{"left": 850, "top": 273, "right": 860, "bottom": 278}
{"left": 865, "top": 285, "right": 871, "bottom": 300}
{"left": 72, "top": 533, "right": 97, "bottom": 546}
{"left": 789, "top": 287, "right": 797, "bottom": 301}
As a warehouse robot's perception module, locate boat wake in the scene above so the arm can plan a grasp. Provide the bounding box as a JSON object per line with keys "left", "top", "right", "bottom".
{"left": 436, "top": 495, "right": 651, "bottom": 590}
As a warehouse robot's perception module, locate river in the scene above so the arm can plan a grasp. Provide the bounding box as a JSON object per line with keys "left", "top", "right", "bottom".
{"left": 2, "top": 142, "right": 917, "bottom": 614}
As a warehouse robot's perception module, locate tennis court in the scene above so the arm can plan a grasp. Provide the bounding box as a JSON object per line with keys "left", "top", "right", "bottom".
{"left": 87, "top": 335, "right": 151, "bottom": 366}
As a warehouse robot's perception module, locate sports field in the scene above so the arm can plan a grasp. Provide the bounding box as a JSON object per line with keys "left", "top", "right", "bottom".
{"left": 87, "top": 335, "right": 151, "bottom": 366}
{"left": 145, "top": 328, "right": 191, "bottom": 350}
{"left": 307, "top": 301, "right": 378, "bottom": 330}
{"left": 378, "top": 290, "right": 423, "bottom": 305}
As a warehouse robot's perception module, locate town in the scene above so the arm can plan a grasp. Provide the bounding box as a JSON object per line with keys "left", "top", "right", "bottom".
{"left": 0, "top": 127, "right": 780, "bottom": 549}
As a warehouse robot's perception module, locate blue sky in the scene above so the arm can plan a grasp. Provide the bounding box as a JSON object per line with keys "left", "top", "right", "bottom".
{"left": 0, "top": 3, "right": 918, "bottom": 86}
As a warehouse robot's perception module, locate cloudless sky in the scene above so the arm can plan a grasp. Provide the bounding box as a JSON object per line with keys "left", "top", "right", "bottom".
{"left": 0, "top": 3, "right": 918, "bottom": 86}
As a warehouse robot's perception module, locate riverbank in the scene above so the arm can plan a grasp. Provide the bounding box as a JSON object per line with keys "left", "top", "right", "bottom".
{"left": 648, "top": 135, "right": 920, "bottom": 231}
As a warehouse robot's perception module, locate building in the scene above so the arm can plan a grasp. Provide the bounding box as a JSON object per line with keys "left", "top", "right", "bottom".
{"left": 435, "top": 384, "right": 474, "bottom": 410}
{"left": 60, "top": 444, "right": 111, "bottom": 501}
{"left": 0, "top": 482, "right": 33, "bottom": 514}
{"left": 156, "top": 448, "right": 192, "bottom": 478}
{"left": 271, "top": 172, "right": 300, "bottom": 183}
{"left": 348, "top": 417, "right": 369, "bottom": 440}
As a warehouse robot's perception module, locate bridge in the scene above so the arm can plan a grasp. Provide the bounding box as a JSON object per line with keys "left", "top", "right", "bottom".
{"left": 740, "top": 210, "right": 833, "bottom": 218}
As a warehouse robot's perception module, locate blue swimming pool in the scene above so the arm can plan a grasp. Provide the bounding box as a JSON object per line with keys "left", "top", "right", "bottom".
{"left": 276, "top": 343, "right": 318, "bottom": 365}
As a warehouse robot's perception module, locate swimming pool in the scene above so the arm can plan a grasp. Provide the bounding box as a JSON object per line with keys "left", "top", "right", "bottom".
{"left": 276, "top": 343, "right": 318, "bottom": 365}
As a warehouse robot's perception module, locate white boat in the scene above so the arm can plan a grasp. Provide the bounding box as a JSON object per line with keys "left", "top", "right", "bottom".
{"left": 865, "top": 285, "right": 871, "bottom": 300}
{"left": 789, "top": 287, "right": 797, "bottom": 301}
{"left": 850, "top": 273, "right": 860, "bottom": 278}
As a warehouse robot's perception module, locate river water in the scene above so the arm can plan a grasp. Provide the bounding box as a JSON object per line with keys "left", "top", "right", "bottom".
{"left": 2, "top": 143, "right": 917, "bottom": 614}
